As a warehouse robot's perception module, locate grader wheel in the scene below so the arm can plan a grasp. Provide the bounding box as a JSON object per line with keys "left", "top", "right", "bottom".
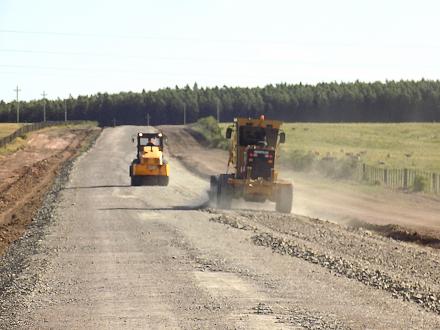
{"left": 217, "top": 174, "right": 233, "bottom": 209}
{"left": 276, "top": 184, "right": 293, "bottom": 213}
{"left": 209, "top": 176, "right": 218, "bottom": 203}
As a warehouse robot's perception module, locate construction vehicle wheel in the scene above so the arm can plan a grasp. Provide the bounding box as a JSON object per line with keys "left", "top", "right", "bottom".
{"left": 217, "top": 174, "right": 232, "bottom": 209}
{"left": 275, "top": 184, "right": 293, "bottom": 213}
{"left": 209, "top": 176, "right": 218, "bottom": 202}
{"left": 131, "top": 176, "right": 142, "bottom": 186}
{"left": 130, "top": 159, "right": 138, "bottom": 174}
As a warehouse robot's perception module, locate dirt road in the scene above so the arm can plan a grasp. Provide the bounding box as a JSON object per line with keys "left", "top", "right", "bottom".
{"left": 1, "top": 125, "right": 440, "bottom": 328}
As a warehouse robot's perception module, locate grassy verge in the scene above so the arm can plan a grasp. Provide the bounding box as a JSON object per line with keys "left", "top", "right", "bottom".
{"left": 0, "top": 136, "right": 27, "bottom": 155}
{"left": 0, "top": 123, "right": 23, "bottom": 139}
{"left": 0, "top": 121, "right": 98, "bottom": 155}
{"left": 38, "top": 121, "right": 98, "bottom": 132}
{"left": 78, "top": 127, "right": 102, "bottom": 153}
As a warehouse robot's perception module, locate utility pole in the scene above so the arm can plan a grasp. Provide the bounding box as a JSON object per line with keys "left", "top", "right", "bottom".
{"left": 183, "top": 102, "right": 186, "bottom": 125}
{"left": 68, "top": 93, "right": 73, "bottom": 122}
{"left": 146, "top": 113, "right": 150, "bottom": 126}
{"left": 216, "top": 98, "right": 220, "bottom": 123}
{"left": 13, "top": 85, "right": 21, "bottom": 123}
{"left": 64, "top": 99, "right": 67, "bottom": 122}
{"left": 41, "top": 91, "right": 47, "bottom": 122}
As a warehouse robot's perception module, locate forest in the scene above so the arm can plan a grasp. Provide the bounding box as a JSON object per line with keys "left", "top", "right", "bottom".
{"left": 0, "top": 80, "right": 439, "bottom": 125}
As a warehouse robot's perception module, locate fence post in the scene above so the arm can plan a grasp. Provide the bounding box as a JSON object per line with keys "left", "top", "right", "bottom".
{"left": 438, "top": 173, "right": 440, "bottom": 194}
{"left": 384, "top": 168, "right": 388, "bottom": 186}
{"left": 433, "top": 173, "right": 438, "bottom": 194}
{"left": 403, "top": 168, "right": 408, "bottom": 189}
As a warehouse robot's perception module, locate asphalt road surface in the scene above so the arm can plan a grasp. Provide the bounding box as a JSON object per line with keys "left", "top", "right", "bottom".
{"left": 3, "top": 126, "right": 440, "bottom": 329}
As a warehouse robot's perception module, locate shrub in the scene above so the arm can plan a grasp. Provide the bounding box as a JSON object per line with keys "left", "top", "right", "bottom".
{"left": 287, "top": 150, "right": 316, "bottom": 171}
{"left": 412, "top": 175, "right": 426, "bottom": 192}
{"left": 191, "top": 116, "right": 228, "bottom": 149}
{"left": 293, "top": 154, "right": 360, "bottom": 179}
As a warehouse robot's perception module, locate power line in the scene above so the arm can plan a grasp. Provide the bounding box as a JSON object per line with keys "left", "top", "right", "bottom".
{"left": 0, "top": 29, "right": 291, "bottom": 45}
{"left": 0, "top": 48, "right": 319, "bottom": 65}
{"left": 2, "top": 29, "right": 438, "bottom": 49}
{"left": 0, "top": 48, "right": 305, "bottom": 65}
{"left": 0, "top": 29, "right": 168, "bottom": 40}
{"left": 0, "top": 64, "right": 279, "bottom": 79}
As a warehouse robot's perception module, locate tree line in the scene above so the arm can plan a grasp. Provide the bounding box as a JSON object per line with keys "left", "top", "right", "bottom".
{"left": 1, "top": 80, "right": 439, "bottom": 125}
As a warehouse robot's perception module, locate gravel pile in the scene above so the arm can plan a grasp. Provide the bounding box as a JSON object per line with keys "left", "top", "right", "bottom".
{"left": 238, "top": 212, "right": 440, "bottom": 283}
{"left": 209, "top": 214, "right": 257, "bottom": 231}
{"left": 252, "top": 302, "right": 273, "bottom": 315}
{"left": 209, "top": 209, "right": 440, "bottom": 315}
{"left": 252, "top": 232, "right": 440, "bottom": 314}
{"left": 279, "top": 306, "right": 348, "bottom": 330}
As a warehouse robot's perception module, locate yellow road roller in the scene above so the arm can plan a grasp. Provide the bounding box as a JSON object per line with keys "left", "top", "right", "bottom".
{"left": 129, "top": 132, "right": 169, "bottom": 186}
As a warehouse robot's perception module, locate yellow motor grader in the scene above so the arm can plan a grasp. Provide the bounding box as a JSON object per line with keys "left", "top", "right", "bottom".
{"left": 129, "top": 132, "right": 169, "bottom": 186}
{"left": 210, "top": 116, "right": 293, "bottom": 213}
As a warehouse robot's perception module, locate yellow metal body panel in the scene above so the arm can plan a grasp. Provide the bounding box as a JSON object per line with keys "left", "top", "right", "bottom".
{"left": 132, "top": 163, "right": 169, "bottom": 176}
{"left": 133, "top": 146, "right": 169, "bottom": 177}
{"left": 228, "top": 177, "right": 291, "bottom": 201}
{"left": 235, "top": 117, "right": 283, "bottom": 129}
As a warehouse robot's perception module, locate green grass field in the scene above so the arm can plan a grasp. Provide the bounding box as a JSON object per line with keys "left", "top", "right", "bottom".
{"left": 0, "top": 123, "right": 23, "bottom": 139}
{"left": 220, "top": 122, "right": 440, "bottom": 172}
{"left": 281, "top": 123, "right": 440, "bottom": 172}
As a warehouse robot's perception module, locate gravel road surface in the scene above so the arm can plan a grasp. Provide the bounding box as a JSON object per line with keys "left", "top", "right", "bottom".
{"left": 1, "top": 125, "right": 440, "bottom": 329}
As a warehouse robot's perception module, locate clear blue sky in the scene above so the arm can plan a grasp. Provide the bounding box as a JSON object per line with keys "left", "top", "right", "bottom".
{"left": 1, "top": 0, "right": 439, "bottom": 101}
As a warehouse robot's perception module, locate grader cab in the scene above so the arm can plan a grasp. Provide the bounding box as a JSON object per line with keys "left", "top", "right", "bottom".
{"left": 129, "top": 132, "right": 169, "bottom": 186}
{"left": 210, "top": 116, "right": 293, "bottom": 213}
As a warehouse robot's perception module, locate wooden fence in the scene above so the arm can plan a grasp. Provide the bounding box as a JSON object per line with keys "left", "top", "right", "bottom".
{"left": 0, "top": 121, "right": 85, "bottom": 148}
{"left": 355, "top": 163, "right": 440, "bottom": 194}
